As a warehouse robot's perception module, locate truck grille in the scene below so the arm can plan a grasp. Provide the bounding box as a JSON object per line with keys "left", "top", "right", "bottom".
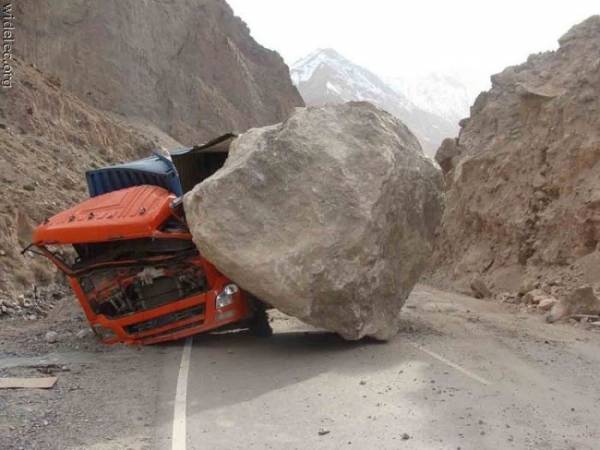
{"left": 126, "top": 305, "right": 204, "bottom": 335}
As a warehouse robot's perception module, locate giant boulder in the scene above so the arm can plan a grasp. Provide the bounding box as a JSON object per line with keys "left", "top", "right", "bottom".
{"left": 184, "top": 102, "right": 444, "bottom": 340}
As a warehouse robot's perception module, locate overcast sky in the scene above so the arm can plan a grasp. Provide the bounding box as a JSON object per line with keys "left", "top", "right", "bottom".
{"left": 228, "top": 0, "right": 599, "bottom": 91}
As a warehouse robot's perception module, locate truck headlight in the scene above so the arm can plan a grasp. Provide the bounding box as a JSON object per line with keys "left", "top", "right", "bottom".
{"left": 215, "top": 284, "right": 239, "bottom": 309}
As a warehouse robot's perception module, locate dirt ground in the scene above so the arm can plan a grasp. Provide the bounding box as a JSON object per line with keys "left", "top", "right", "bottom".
{"left": 1, "top": 285, "right": 600, "bottom": 450}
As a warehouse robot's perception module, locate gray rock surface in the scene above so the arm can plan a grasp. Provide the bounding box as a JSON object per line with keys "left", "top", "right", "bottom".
{"left": 184, "top": 102, "right": 444, "bottom": 340}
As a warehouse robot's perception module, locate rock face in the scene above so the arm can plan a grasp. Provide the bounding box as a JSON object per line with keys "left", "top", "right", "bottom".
{"left": 429, "top": 16, "right": 600, "bottom": 299}
{"left": 15, "top": 0, "right": 303, "bottom": 145}
{"left": 184, "top": 102, "right": 444, "bottom": 340}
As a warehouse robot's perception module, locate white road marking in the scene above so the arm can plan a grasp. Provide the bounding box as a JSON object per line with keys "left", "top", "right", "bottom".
{"left": 172, "top": 337, "right": 193, "bottom": 450}
{"left": 410, "top": 342, "right": 492, "bottom": 386}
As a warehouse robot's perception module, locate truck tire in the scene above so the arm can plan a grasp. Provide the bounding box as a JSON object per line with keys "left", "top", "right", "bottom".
{"left": 248, "top": 299, "right": 273, "bottom": 338}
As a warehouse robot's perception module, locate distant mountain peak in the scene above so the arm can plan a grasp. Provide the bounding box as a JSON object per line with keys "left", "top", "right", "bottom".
{"left": 290, "top": 48, "right": 466, "bottom": 156}
{"left": 291, "top": 48, "right": 353, "bottom": 85}
{"left": 293, "top": 48, "right": 345, "bottom": 64}
{"left": 318, "top": 48, "right": 344, "bottom": 58}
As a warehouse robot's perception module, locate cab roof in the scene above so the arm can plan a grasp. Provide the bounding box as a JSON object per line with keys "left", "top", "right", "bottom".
{"left": 33, "top": 185, "right": 176, "bottom": 245}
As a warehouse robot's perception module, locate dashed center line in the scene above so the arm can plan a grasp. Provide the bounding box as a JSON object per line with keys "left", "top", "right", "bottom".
{"left": 410, "top": 342, "right": 492, "bottom": 386}
{"left": 172, "top": 337, "right": 193, "bottom": 450}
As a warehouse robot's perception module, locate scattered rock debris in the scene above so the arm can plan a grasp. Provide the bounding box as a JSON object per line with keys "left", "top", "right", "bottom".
{"left": 470, "top": 278, "right": 491, "bottom": 299}
{"left": 547, "top": 286, "right": 600, "bottom": 323}
{"left": 45, "top": 331, "right": 59, "bottom": 344}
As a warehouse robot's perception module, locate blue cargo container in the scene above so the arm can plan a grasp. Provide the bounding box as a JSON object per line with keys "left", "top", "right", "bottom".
{"left": 85, "top": 134, "right": 235, "bottom": 198}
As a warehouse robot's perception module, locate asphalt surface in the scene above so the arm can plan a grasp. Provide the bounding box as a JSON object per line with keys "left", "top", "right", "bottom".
{"left": 3, "top": 285, "right": 600, "bottom": 449}
{"left": 157, "top": 285, "right": 600, "bottom": 450}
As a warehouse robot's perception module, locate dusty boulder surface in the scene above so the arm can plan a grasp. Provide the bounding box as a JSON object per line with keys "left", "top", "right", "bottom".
{"left": 429, "top": 16, "right": 600, "bottom": 301}
{"left": 184, "top": 102, "right": 444, "bottom": 340}
{"left": 15, "top": 0, "right": 304, "bottom": 145}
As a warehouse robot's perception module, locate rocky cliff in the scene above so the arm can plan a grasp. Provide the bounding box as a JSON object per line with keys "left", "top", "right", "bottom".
{"left": 430, "top": 16, "right": 600, "bottom": 301}
{"left": 15, "top": 0, "right": 303, "bottom": 145}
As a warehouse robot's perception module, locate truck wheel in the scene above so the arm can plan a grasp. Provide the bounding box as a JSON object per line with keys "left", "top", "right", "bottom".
{"left": 249, "top": 301, "right": 273, "bottom": 338}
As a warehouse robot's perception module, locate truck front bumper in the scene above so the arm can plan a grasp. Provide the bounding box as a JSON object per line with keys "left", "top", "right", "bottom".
{"left": 70, "top": 278, "right": 250, "bottom": 345}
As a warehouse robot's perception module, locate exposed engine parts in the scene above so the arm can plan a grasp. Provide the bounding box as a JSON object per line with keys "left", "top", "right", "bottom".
{"left": 81, "top": 262, "right": 208, "bottom": 318}
{"left": 64, "top": 238, "right": 210, "bottom": 318}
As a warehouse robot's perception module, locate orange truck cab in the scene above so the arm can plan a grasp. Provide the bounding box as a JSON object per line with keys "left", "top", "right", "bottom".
{"left": 27, "top": 135, "right": 271, "bottom": 344}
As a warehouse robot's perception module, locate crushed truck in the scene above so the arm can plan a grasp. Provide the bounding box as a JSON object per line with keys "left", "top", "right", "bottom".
{"left": 25, "top": 135, "right": 272, "bottom": 345}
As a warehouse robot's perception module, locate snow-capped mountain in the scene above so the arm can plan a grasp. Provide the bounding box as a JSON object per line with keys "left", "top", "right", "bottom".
{"left": 291, "top": 48, "right": 415, "bottom": 110}
{"left": 290, "top": 49, "right": 460, "bottom": 156}
{"left": 386, "top": 73, "right": 474, "bottom": 124}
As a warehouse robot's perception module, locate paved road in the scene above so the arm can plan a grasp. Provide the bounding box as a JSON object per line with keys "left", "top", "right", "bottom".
{"left": 161, "top": 285, "right": 600, "bottom": 450}
{"left": 3, "top": 285, "right": 600, "bottom": 449}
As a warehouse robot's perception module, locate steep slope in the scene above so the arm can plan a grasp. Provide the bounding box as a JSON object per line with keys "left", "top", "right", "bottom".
{"left": 429, "top": 16, "right": 600, "bottom": 301}
{"left": 15, "top": 0, "right": 304, "bottom": 145}
{"left": 386, "top": 73, "right": 473, "bottom": 124}
{"left": 0, "top": 59, "right": 174, "bottom": 307}
{"left": 291, "top": 49, "right": 456, "bottom": 155}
